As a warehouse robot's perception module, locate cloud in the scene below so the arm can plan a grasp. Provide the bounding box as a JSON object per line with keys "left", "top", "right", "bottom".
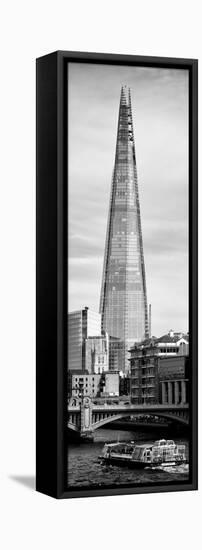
{"left": 69, "top": 234, "right": 104, "bottom": 259}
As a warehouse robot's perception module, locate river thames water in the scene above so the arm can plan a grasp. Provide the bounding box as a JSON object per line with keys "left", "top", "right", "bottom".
{"left": 67, "top": 428, "right": 189, "bottom": 490}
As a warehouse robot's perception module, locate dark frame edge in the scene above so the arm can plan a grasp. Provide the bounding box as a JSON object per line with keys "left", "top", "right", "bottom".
{"left": 56, "top": 51, "right": 66, "bottom": 498}
{"left": 189, "top": 59, "right": 198, "bottom": 491}
{"left": 36, "top": 51, "right": 59, "bottom": 498}
{"left": 61, "top": 482, "right": 195, "bottom": 500}
{"left": 38, "top": 50, "right": 198, "bottom": 67}
{"left": 36, "top": 51, "right": 68, "bottom": 500}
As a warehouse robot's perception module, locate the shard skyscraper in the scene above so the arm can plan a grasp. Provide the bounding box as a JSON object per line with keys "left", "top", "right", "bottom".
{"left": 100, "top": 86, "right": 149, "bottom": 373}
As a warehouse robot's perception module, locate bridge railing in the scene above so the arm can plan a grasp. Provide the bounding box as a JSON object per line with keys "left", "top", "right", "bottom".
{"left": 68, "top": 403, "right": 189, "bottom": 412}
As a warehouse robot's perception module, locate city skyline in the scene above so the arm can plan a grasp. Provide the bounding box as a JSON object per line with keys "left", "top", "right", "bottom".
{"left": 68, "top": 63, "right": 188, "bottom": 335}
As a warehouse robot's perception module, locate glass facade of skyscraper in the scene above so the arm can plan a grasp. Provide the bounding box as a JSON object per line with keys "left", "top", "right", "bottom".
{"left": 68, "top": 307, "right": 101, "bottom": 371}
{"left": 100, "top": 86, "right": 149, "bottom": 373}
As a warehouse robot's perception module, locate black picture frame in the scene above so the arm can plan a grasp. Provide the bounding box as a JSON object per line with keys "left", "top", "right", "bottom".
{"left": 36, "top": 50, "right": 198, "bottom": 499}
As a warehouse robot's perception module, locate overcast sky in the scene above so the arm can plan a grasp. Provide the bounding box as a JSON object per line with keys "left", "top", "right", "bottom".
{"left": 68, "top": 63, "right": 188, "bottom": 336}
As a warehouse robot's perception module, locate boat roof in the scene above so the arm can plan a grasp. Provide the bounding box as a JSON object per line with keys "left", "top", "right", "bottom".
{"left": 104, "top": 442, "right": 132, "bottom": 448}
{"left": 133, "top": 443, "right": 153, "bottom": 449}
{"left": 130, "top": 441, "right": 175, "bottom": 449}
{"left": 153, "top": 439, "right": 175, "bottom": 445}
{"left": 104, "top": 439, "right": 176, "bottom": 449}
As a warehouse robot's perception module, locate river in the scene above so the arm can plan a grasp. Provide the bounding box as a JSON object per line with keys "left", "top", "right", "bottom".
{"left": 67, "top": 428, "right": 189, "bottom": 490}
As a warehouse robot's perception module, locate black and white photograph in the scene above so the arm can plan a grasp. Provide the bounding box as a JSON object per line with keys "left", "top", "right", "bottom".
{"left": 67, "top": 62, "right": 192, "bottom": 492}
{"left": 1, "top": 0, "right": 201, "bottom": 544}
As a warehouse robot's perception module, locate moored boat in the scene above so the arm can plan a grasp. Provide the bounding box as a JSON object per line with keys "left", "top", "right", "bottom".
{"left": 99, "top": 439, "right": 187, "bottom": 468}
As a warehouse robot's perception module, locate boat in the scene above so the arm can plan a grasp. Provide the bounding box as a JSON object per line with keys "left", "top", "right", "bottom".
{"left": 99, "top": 439, "right": 187, "bottom": 468}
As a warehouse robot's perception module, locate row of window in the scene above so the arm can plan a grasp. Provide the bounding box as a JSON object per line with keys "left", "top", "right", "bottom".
{"left": 75, "top": 382, "right": 95, "bottom": 387}
{"left": 74, "top": 389, "right": 95, "bottom": 394}
{"left": 159, "top": 348, "right": 178, "bottom": 353}
{"left": 97, "top": 357, "right": 105, "bottom": 364}
{"left": 74, "top": 377, "right": 95, "bottom": 382}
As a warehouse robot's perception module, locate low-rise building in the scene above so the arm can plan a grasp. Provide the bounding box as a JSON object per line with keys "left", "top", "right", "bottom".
{"left": 158, "top": 355, "right": 189, "bottom": 405}
{"left": 101, "top": 372, "right": 119, "bottom": 396}
{"left": 69, "top": 371, "right": 119, "bottom": 399}
{"left": 70, "top": 372, "right": 101, "bottom": 398}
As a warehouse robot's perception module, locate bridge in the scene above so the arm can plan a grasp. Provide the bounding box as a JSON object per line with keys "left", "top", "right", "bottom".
{"left": 67, "top": 397, "right": 189, "bottom": 439}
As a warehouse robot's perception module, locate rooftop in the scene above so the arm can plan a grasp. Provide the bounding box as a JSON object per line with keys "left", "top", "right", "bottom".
{"left": 129, "top": 330, "right": 189, "bottom": 352}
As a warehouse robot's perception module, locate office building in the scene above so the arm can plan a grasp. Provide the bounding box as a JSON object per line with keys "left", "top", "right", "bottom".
{"left": 68, "top": 307, "right": 101, "bottom": 371}
{"left": 100, "top": 86, "right": 149, "bottom": 373}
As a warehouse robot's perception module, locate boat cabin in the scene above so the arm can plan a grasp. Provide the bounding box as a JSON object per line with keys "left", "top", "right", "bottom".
{"left": 102, "top": 439, "right": 186, "bottom": 465}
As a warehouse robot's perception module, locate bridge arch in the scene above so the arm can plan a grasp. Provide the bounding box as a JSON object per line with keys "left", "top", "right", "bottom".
{"left": 91, "top": 411, "right": 189, "bottom": 430}
{"left": 67, "top": 402, "right": 189, "bottom": 435}
{"left": 150, "top": 411, "right": 189, "bottom": 426}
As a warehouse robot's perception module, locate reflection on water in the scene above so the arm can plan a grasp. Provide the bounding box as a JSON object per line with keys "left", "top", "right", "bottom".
{"left": 67, "top": 428, "right": 190, "bottom": 489}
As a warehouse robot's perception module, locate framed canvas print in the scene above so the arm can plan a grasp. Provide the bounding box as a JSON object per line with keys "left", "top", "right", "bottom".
{"left": 36, "top": 51, "right": 198, "bottom": 499}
